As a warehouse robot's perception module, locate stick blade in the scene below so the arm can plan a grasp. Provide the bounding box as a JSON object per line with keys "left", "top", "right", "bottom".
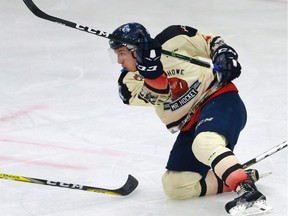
{"left": 23, "top": 0, "right": 45, "bottom": 17}
{"left": 114, "top": 174, "right": 139, "bottom": 196}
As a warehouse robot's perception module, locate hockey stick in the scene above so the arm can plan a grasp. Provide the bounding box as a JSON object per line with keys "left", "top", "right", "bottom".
{"left": 1, "top": 141, "right": 286, "bottom": 194}
{"left": 22, "top": 0, "right": 212, "bottom": 69}
{"left": 0, "top": 173, "right": 138, "bottom": 196}
{"left": 242, "top": 140, "right": 287, "bottom": 169}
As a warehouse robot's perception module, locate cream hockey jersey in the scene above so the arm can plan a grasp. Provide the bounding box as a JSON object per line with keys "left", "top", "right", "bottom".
{"left": 117, "top": 25, "right": 220, "bottom": 133}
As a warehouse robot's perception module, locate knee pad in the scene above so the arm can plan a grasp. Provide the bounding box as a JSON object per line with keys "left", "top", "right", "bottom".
{"left": 192, "top": 131, "right": 230, "bottom": 166}
{"left": 162, "top": 170, "right": 202, "bottom": 200}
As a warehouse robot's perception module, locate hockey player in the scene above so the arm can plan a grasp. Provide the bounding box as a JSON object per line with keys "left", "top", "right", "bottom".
{"left": 109, "top": 23, "right": 271, "bottom": 215}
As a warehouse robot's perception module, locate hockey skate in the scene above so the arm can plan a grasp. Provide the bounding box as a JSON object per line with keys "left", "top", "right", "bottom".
{"left": 225, "top": 180, "right": 272, "bottom": 216}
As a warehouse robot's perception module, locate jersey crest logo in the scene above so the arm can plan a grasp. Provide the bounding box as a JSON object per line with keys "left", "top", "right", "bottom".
{"left": 169, "top": 78, "right": 189, "bottom": 101}
{"left": 168, "top": 80, "right": 201, "bottom": 111}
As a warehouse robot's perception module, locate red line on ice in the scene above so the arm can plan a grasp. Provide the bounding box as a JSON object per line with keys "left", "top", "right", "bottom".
{"left": 0, "top": 138, "right": 125, "bottom": 157}
{"left": 0, "top": 105, "right": 46, "bottom": 122}
{"left": 0, "top": 155, "right": 87, "bottom": 170}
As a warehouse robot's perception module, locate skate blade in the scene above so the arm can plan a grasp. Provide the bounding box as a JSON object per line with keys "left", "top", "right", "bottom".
{"left": 229, "top": 200, "right": 273, "bottom": 216}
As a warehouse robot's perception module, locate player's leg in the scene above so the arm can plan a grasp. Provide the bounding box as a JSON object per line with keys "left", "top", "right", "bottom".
{"left": 192, "top": 92, "right": 270, "bottom": 214}
{"left": 193, "top": 132, "right": 249, "bottom": 190}
{"left": 193, "top": 131, "right": 271, "bottom": 214}
{"left": 162, "top": 169, "right": 231, "bottom": 199}
{"left": 162, "top": 126, "right": 231, "bottom": 199}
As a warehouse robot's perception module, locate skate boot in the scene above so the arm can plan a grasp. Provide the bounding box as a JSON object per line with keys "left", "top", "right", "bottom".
{"left": 225, "top": 180, "right": 272, "bottom": 215}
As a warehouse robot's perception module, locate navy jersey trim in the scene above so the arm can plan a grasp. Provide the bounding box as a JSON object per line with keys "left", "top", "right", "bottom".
{"left": 155, "top": 25, "right": 198, "bottom": 45}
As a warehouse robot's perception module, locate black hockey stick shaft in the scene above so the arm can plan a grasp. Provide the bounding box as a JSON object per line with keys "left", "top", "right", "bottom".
{"left": 0, "top": 173, "right": 138, "bottom": 196}
{"left": 242, "top": 140, "right": 287, "bottom": 169}
{"left": 22, "top": 0, "right": 212, "bottom": 69}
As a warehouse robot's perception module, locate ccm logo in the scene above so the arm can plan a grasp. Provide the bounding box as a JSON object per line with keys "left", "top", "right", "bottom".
{"left": 75, "top": 24, "right": 109, "bottom": 37}
{"left": 47, "top": 181, "right": 84, "bottom": 189}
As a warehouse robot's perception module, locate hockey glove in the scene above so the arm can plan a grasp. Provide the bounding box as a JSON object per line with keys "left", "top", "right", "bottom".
{"left": 212, "top": 44, "right": 242, "bottom": 85}
{"left": 136, "top": 34, "right": 163, "bottom": 79}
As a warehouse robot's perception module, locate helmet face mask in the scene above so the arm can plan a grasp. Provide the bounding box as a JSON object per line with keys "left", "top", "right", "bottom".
{"left": 109, "top": 22, "right": 149, "bottom": 52}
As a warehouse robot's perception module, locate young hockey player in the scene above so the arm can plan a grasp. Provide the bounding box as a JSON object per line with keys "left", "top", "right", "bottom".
{"left": 109, "top": 22, "right": 271, "bottom": 215}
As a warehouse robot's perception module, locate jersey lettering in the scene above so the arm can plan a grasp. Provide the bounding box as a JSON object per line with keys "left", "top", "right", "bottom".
{"left": 166, "top": 69, "right": 185, "bottom": 76}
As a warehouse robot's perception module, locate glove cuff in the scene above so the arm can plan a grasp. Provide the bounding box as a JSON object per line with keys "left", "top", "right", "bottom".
{"left": 137, "top": 64, "right": 164, "bottom": 79}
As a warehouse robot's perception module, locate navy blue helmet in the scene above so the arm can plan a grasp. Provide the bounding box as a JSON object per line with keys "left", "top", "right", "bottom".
{"left": 109, "top": 22, "right": 150, "bottom": 51}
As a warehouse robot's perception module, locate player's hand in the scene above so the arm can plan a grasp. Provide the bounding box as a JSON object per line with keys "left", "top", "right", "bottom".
{"left": 212, "top": 44, "right": 242, "bottom": 85}
{"left": 136, "top": 33, "right": 163, "bottom": 79}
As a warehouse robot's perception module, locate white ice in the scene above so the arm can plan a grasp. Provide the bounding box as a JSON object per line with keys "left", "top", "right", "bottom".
{"left": 0, "top": 0, "right": 287, "bottom": 215}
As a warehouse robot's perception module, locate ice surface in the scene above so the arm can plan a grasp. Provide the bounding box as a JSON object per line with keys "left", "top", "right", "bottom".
{"left": 0, "top": 0, "right": 287, "bottom": 215}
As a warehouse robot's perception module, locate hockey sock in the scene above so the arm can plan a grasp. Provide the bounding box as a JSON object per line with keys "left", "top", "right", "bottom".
{"left": 223, "top": 166, "right": 249, "bottom": 191}
{"left": 211, "top": 152, "right": 249, "bottom": 191}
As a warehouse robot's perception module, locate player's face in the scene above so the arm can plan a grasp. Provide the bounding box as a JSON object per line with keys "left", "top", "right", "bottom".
{"left": 114, "top": 47, "right": 137, "bottom": 72}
